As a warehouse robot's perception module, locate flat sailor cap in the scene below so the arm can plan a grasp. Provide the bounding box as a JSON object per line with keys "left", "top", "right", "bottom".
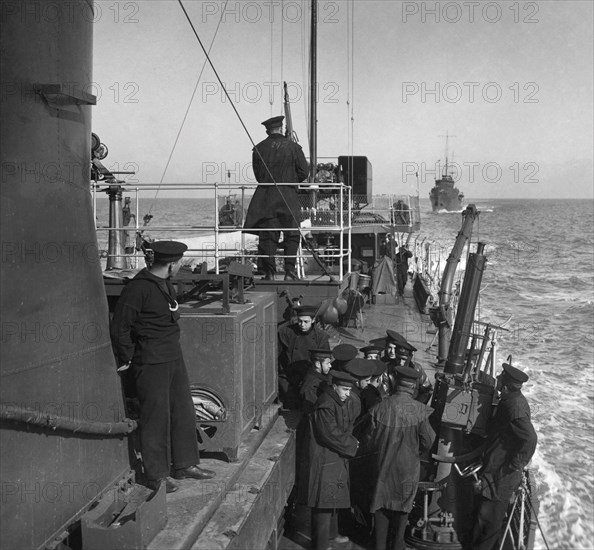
{"left": 372, "top": 360, "right": 387, "bottom": 377}
{"left": 150, "top": 241, "right": 188, "bottom": 262}
{"left": 395, "top": 365, "right": 421, "bottom": 380}
{"left": 331, "top": 344, "right": 359, "bottom": 362}
{"left": 261, "top": 115, "right": 284, "bottom": 129}
{"left": 502, "top": 363, "right": 529, "bottom": 384}
{"left": 329, "top": 369, "right": 357, "bottom": 387}
{"left": 386, "top": 330, "right": 417, "bottom": 352}
{"left": 294, "top": 305, "right": 318, "bottom": 318}
{"left": 344, "top": 358, "right": 376, "bottom": 379}
{"left": 309, "top": 348, "right": 333, "bottom": 359}
{"left": 360, "top": 344, "right": 383, "bottom": 355}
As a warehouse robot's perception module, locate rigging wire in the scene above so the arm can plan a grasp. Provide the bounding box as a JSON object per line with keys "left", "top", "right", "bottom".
{"left": 148, "top": 0, "right": 229, "bottom": 213}
{"left": 176, "top": 0, "right": 262, "bottom": 156}
{"left": 176, "top": 0, "right": 333, "bottom": 278}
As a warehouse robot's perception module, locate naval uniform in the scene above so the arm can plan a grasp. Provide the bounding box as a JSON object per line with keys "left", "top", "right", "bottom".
{"left": 471, "top": 389, "right": 537, "bottom": 550}
{"left": 243, "top": 132, "right": 309, "bottom": 274}
{"left": 110, "top": 268, "right": 199, "bottom": 481}
{"left": 359, "top": 387, "right": 435, "bottom": 550}
{"left": 278, "top": 324, "right": 330, "bottom": 407}
{"left": 301, "top": 385, "right": 359, "bottom": 550}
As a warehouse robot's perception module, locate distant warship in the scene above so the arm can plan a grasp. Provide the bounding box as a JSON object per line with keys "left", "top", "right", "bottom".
{"left": 430, "top": 134, "right": 464, "bottom": 212}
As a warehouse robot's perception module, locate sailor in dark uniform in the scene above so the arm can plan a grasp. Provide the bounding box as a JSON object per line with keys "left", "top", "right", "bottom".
{"left": 330, "top": 343, "right": 359, "bottom": 371}
{"left": 381, "top": 329, "right": 433, "bottom": 402}
{"left": 110, "top": 241, "right": 215, "bottom": 493}
{"left": 360, "top": 344, "right": 383, "bottom": 361}
{"left": 471, "top": 364, "right": 538, "bottom": 550}
{"left": 302, "top": 370, "right": 359, "bottom": 550}
{"left": 394, "top": 242, "right": 413, "bottom": 296}
{"left": 343, "top": 358, "right": 377, "bottom": 423}
{"left": 360, "top": 360, "right": 387, "bottom": 415}
{"left": 243, "top": 115, "right": 309, "bottom": 281}
{"left": 278, "top": 305, "right": 330, "bottom": 408}
{"left": 299, "top": 348, "right": 333, "bottom": 414}
{"left": 358, "top": 366, "right": 436, "bottom": 550}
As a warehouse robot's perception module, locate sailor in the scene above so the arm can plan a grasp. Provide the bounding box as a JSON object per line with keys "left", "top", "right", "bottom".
{"left": 302, "top": 369, "right": 359, "bottom": 550}
{"left": 471, "top": 363, "right": 538, "bottom": 550}
{"left": 299, "top": 348, "right": 334, "bottom": 414}
{"left": 110, "top": 241, "right": 215, "bottom": 493}
{"left": 330, "top": 343, "right": 359, "bottom": 371}
{"left": 243, "top": 115, "right": 309, "bottom": 281}
{"left": 343, "top": 358, "right": 376, "bottom": 417}
{"left": 394, "top": 241, "right": 413, "bottom": 296}
{"left": 358, "top": 366, "right": 436, "bottom": 550}
{"left": 381, "top": 329, "right": 433, "bottom": 402}
{"left": 360, "top": 344, "right": 383, "bottom": 360}
{"left": 278, "top": 305, "right": 330, "bottom": 409}
{"left": 359, "top": 360, "right": 387, "bottom": 415}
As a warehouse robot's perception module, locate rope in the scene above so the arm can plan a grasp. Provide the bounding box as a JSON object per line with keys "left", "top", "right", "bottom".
{"left": 148, "top": 0, "right": 229, "bottom": 214}
{"left": 177, "top": 0, "right": 334, "bottom": 278}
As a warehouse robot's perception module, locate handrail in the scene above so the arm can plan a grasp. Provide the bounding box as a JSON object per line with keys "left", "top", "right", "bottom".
{"left": 92, "top": 181, "right": 420, "bottom": 277}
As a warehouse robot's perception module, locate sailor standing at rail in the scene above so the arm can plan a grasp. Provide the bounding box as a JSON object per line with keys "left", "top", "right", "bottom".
{"left": 110, "top": 241, "right": 215, "bottom": 493}
{"left": 243, "top": 115, "right": 309, "bottom": 281}
{"left": 470, "top": 363, "right": 538, "bottom": 550}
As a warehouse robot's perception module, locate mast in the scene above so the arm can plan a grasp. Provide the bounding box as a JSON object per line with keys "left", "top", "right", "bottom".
{"left": 309, "top": 0, "right": 317, "bottom": 181}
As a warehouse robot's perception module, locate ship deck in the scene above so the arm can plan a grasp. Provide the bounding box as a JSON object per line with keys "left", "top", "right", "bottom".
{"left": 149, "top": 279, "right": 438, "bottom": 550}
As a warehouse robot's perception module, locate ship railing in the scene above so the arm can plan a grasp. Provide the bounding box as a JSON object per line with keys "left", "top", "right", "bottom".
{"left": 92, "top": 181, "right": 355, "bottom": 279}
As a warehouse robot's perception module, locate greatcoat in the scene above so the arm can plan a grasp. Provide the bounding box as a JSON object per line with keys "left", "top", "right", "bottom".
{"left": 358, "top": 389, "right": 435, "bottom": 513}
{"left": 301, "top": 385, "right": 359, "bottom": 509}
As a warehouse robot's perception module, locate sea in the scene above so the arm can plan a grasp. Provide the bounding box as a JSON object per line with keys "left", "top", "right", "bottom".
{"left": 96, "top": 196, "right": 594, "bottom": 549}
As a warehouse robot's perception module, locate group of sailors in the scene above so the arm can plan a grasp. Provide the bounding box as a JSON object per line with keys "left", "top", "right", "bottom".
{"left": 278, "top": 304, "right": 537, "bottom": 550}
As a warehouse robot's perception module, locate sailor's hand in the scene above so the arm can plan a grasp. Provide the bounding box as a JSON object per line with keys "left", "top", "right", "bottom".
{"left": 117, "top": 362, "right": 131, "bottom": 373}
{"left": 472, "top": 478, "right": 483, "bottom": 495}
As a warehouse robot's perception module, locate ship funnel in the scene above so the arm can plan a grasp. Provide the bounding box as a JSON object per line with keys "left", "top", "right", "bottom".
{"left": 1, "top": 2, "right": 130, "bottom": 548}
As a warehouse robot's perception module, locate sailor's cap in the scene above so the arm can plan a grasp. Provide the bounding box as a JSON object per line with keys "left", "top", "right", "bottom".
{"left": 386, "top": 329, "right": 406, "bottom": 344}
{"left": 344, "top": 358, "right": 376, "bottom": 379}
{"left": 372, "top": 360, "right": 387, "bottom": 377}
{"left": 502, "top": 363, "right": 529, "bottom": 384}
{"left": 329, "top": 369, "right": 357, "bottom": 388}
{"left": 294, "top": 305, "right": 318, "bottom": 318}
{"left": 150, "top": 241, "right": 188, "bottom": 263}
{"left": 360, "top": 344, "right": 383, "bottom": 356}
{"left": 395, "top": 365, "right": 421, "bottom": 380}
{"left": 331, "top": 344, "right": 359, "bottom": 363}
{"left": 309, "top": 348, "right": 333, "bottom": 360}
{"left": 261, "top": 115, "right": 284, "bottom": 130}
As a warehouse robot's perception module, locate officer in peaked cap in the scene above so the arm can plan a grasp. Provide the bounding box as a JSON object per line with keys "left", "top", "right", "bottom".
{"left": 360, "top": 344, "right": 383, "bottom": 360}
{"left": 472, "top": 361, "right": 537, "bottom": 549}
{"left": 501, "top": 363, "right": 529, "bottom": 386}
{"left": 150, "top": 240, "right": 188, "bottom": 263}
{"left": 359, "top": 360, "right": 388, "bottom": 418}
{"left": 261, "top": 115, "right": 284, "bottom": 133}
{"left": 244, "top": 111, "right": 309, "bottom": 281}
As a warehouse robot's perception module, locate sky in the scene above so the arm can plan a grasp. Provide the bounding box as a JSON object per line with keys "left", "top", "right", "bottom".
{"left": 92, "top": 0, "right": 593, "bottom": 199}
